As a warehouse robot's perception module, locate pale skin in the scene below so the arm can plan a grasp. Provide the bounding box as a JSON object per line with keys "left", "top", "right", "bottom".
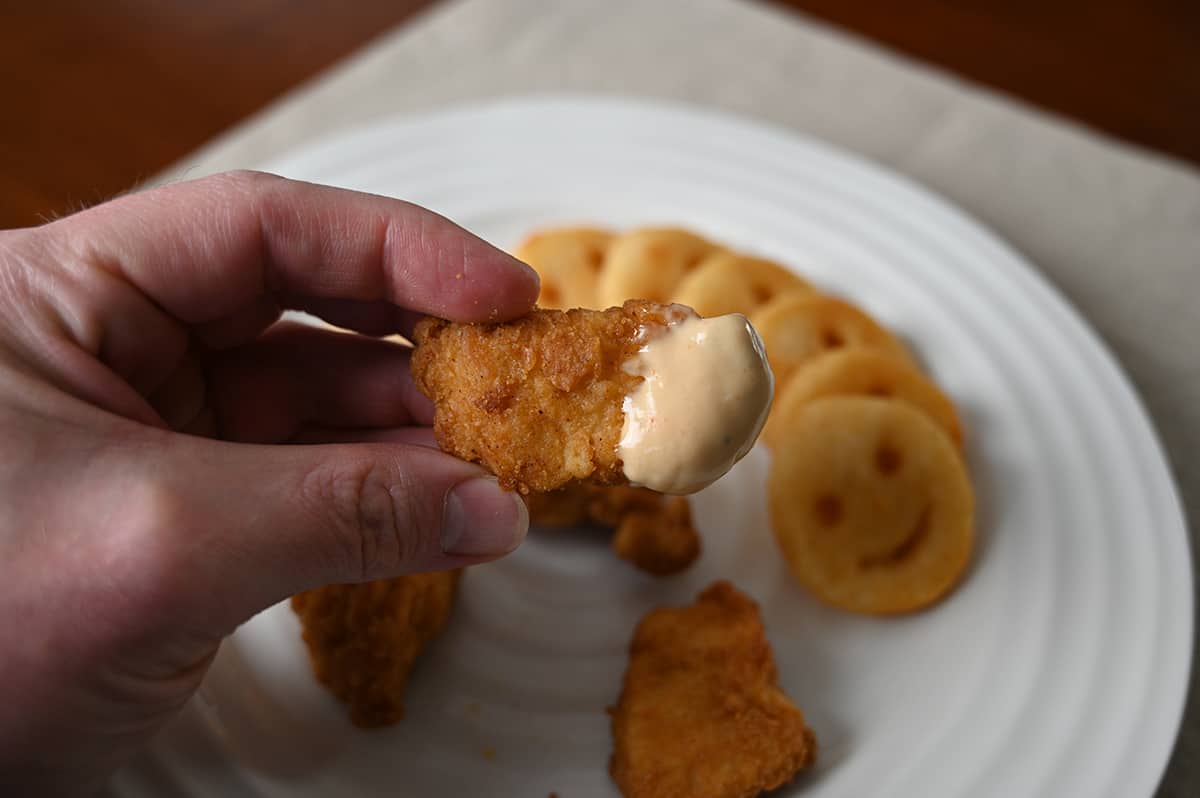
{"left": 0, "top": 171, "right": 536, "bottom": 794}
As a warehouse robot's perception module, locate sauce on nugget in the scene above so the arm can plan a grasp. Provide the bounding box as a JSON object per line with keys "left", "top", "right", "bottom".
{"left": 619, "top": 312, "right": 774, "bottom": 494}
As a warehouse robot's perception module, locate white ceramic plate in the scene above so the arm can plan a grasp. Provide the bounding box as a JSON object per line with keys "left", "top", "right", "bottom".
{"left": 108, "top": 98, "right": 1192, "bottom": 798}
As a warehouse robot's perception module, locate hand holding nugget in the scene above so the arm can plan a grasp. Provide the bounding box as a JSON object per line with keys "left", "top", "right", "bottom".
{"left": 0, "top": 172, "right": 536, "bottom": 793}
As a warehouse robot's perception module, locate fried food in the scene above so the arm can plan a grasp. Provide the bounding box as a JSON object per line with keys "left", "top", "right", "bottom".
{"left": 672, "top": 252, "right": 813, "bottom": 318}
{"left": 769, "top": 397, "right": 973, "bottom": 614}
{"left": 528, "top": 484, "right": 660, "bottom": 528}
{"left": 524, "top": 484, "right": 597, "bottom": 527}
{"left": 514, "top": 227, "right": 613, "bottom": 309}
{"left": 611, "top": 495, "right": 700, "bottom": 576}
{"left": 766, "top": 348, "right": 964, "bottom": 449}
{"left": 528, "top": 485, "right": 701, "bottom": 576}
{"left": 411, "top": 301, "right": 685, "bottom": 494}
{"left": 596, "top": 228, "right": 717, "bottom": 307}
{"left": 751, "top": 291, "right": 913, "bottom": 394}
{"left": 610, "top": 581, "right": 817, "bottom": 798}
{"left": 291, "top": 571, "right": 461, "bottom": 728}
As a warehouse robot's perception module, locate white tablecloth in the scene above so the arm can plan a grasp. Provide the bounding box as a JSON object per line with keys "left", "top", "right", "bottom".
{"left": 162, "top": 1, "right": 1200, "bottom": 793}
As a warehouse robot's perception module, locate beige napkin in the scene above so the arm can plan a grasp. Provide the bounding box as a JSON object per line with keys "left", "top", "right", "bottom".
{"left": 162, "top": 0, "right": 1199, "bottom": 793}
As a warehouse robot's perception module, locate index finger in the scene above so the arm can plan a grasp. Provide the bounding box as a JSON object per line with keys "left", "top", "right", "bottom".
{"left": 44, "top": 170, "right": 540, "bottom": 330}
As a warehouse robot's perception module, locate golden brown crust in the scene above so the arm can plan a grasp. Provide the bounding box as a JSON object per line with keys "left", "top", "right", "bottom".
{"left": 611, "top": 496, "right": 700, "bottom": 577}
{"left": 291, "top": 571, "right": 461, "bottom": 728}
{"left": 610, "top": 581, "right": 817, "bottom": 798}
{"left": 411, "top": 301, "right": 682, "bottom": 494}
{"left": 527, "top": 484, "right": 663, "bottom": 528}
{"left": 528, "top": 485, "right": 702, "bottom": 576}
{"left": 523, "top": 485, "right": 597, "bottom": 527}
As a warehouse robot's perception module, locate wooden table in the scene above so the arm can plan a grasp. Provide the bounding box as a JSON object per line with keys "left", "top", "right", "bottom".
{"left": 2, "top": 0, "right": 1197, "bottom": 230}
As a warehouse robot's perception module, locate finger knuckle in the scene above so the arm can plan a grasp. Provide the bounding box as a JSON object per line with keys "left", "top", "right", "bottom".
{"left": 126, "top": 477, "right": 188, "bottom": 552}
{"left": 214, "top": 169, "right": 283, "bottom": 196}
{"left": 306, "top": 458, "right": 429, "bottom": 580}
{"left": 104, "top": 476, "right": 193, "bottom": 615}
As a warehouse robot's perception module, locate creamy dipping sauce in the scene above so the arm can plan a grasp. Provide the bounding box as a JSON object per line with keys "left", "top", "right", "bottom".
{"left": 618, "top": 312, "right": 774, "bottom": 494}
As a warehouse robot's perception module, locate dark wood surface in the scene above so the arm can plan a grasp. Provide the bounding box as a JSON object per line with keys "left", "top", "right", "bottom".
{"left": 2, "top": 0, "right": 1197, "bottom": 230}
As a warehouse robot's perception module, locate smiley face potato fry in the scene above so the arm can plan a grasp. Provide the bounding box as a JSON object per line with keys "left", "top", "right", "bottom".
{"left": 514, "top": 227, "right": 614, "bottom": 310}
{"left": 768, "top": 396, "right": 973, "bottom": 614}
{"left": 751, "top": 292, "right": 913, "bottom": 394}
{"left": 765, "top": 348, "right": 963, "bottom": 450}
{"left": 672, "top": 251, "right": 813, "bottom": 318}
{"left": 596, "top": 227, "right": 717, "bottom": 308}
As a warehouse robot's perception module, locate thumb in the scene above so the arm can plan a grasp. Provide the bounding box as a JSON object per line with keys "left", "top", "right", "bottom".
{"left": 134, "top": 433, "right": 527, "bottom": 634}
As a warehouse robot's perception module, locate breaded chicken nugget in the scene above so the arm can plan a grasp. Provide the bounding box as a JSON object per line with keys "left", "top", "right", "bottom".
{"left": 291, "top": 571, "right": 461, "bottom": 728}
{"left": 411, "top": 301, "right": 683, "bottom": 494}
{"left": 412, "top": 300, "right": 774, "bottom": 496}
{"left": 610, "top": 581, "right": 816, "bottom": 798}
{"left": 610, "top": 495, "right": 700, "bottom": 577}
{"left": 524, "top": 485, "right": 597, "bottom": 527}
{"left": 527, "top": 484, "right": 664, "bottom": 529}
{"left": 528, "top": 485, "right": 701, "bottom": 576}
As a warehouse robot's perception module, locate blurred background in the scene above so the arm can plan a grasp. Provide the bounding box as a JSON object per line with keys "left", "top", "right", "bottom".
{"left": 1, "top": 0, "right": 1197, "bottom": 230}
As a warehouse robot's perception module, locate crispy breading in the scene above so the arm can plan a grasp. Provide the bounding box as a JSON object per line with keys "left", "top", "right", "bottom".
{"left": 528, "top": 485, "right": 701, "bottom": 576}
{"left": 610, "top": 581, "right": 817, "bottom": 798}
{"left": 411, "top": 301, "right": 683, "bottom": 494}
{"left": 527, "top": 484, "right": 662, "bottom": 528}
{"left": 524, "top": 484, "right": 596, "bottom": 527}
{"left": 611, "top": 496, "right": 700, "bottom": 577}
{"left": 583, "top": 485, "right": 666, "bottom": 527}
{"left": 291, "top": 571, "right": 461, "bottom": 728}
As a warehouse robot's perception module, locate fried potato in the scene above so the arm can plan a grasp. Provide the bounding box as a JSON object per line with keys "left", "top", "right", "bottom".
{"left": 514, "top": 227, "right": 613, "bottom": 309}
{"left": 411, "top": 301, "right": 684, "bottom": 494}
{"left": 596, "top": 228, "right": 717, "bottom": 307}
{"left": 751, "top": 292, "right": 913, "bottom": 394}
{"left": 291, "top": 571, "right": 461, "bottom": 728}
{"left": 766, "top": 348, "right": 963, "bottom": 449}
{"left": 672, "top": 252, "right": 813, "bottom": 318}
{"left": 769, "top": 397, "right": 973, "bottom": 614}
{"left": 610, "top": 581, "right": 817, "bottom": 798}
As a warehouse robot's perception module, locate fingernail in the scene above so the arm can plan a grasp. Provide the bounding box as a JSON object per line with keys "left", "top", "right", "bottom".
{"left": 508, "top": 255, "right": 541, "bottom": 295}
{"left": 441, "top": 476, "right": 528, "bottom": 556}
{"left": 509, "top": 253, "right": 539, "bottom": 282}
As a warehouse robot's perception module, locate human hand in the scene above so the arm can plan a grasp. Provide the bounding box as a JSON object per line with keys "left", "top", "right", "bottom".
{"left": 0, "top": 172, "right": 538, "bottom": 794}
